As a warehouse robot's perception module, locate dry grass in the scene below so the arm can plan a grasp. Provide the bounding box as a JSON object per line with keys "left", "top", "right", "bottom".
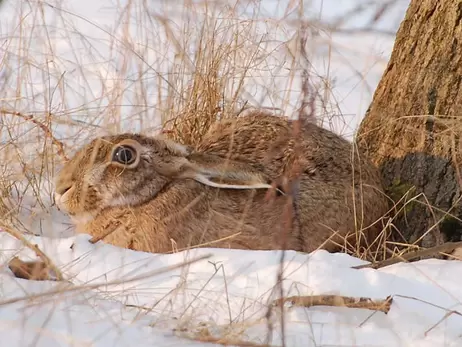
{"left": 0, "top": 0, "right": 418, "bottom": 345}
{"left": 0, "top": 0, "right": 422, "bottom": 263}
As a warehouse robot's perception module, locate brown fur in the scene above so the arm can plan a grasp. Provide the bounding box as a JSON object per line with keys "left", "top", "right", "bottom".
{"left": 54, "top": 111, "right": 389, "bottom": 254}
{"left": 198, "top": 111, "right": 390, "bottom": 252}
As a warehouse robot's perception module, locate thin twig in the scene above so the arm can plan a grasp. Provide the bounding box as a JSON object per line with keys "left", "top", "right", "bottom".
{"left": 274, "top": 294, "right": 393, "bottom": 314}
{"left": 392, "top": 294, "right": 462, "bottom": 336}
{"left": 1, "top": 109, "right": 68, "bottom": 161}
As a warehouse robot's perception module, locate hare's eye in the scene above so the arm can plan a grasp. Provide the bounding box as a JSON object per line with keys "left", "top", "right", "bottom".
{"left": 112, "top": 145, "right": 136, "bottom": 165}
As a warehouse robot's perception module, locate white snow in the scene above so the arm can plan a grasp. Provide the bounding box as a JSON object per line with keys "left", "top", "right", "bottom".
{"left": 1, "top": 232, "right": 462, "bottom": 346}
{"left": 3, "top": 0, "right": 462, "bottom": 346}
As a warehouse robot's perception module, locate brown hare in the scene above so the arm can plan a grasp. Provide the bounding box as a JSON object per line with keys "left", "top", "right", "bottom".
{"left": 197, "top": 110, "right": 389, "bottom": 251}
{"left": 54, "top": 111, "right": 389, "bottom": 254}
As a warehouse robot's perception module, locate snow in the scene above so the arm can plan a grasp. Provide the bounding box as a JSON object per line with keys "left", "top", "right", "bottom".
{"left": 1, "top": 232, "right": 462, "bottom": 346}
{"left": 4, "top": 0, "right": 462, "bottom": 346}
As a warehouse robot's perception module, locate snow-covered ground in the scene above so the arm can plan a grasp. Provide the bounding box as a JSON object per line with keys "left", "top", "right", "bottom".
{"left": 1, "top": 232, "right": 462, "bottom": 346}
{"left": 4, "top": 1, "right": 462, "bottom": 347}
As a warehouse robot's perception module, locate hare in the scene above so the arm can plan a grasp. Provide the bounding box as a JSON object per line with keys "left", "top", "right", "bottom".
{"left": 197, "top": 110, "right": 390, "bottom": 251}
{"left": 54, "top": 111, "right": 389, "bottom": 254}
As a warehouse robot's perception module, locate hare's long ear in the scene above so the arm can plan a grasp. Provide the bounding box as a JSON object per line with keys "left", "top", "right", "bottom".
{"left": 152, "top": 138, "right": 283, "bottom": 194}
{"left": 178, "top": 153, "right": 283, "bottom": 193}
{"left": 191, "top": 168, "right": 274, "bottom": 190}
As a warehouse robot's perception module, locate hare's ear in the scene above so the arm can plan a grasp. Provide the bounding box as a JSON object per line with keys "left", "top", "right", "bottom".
{"left": 178, "top": 154, "right": 283, "bottom": 193}
{"left": 151, "top": 138, "right": 284, "bottom": 194}
{"left": 191, "top": 168, "right": 274, "bottom": 190}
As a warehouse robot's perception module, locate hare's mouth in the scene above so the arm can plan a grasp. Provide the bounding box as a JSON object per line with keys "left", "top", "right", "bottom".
{"left": 54, "top": 185, "right": 76, "bottom": 212}
{"left": 54, "top": 192, "right": 66, "bottom": 211}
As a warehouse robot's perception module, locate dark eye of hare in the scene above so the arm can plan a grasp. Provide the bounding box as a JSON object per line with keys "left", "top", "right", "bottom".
{"left": 112, "top": 145, "right": 136, "bottom": 165}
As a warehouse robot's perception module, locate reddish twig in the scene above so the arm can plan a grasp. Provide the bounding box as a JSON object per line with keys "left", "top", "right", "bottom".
{"left": 1, "top": 108, "right": 68, "bottom": 161}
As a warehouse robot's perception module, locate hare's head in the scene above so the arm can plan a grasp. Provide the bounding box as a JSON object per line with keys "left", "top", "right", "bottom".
{"left": 54, "top": 133, "right": 275, "bottom": 222}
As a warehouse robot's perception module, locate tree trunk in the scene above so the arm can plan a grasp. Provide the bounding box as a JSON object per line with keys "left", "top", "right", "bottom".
{"left": 356, "top": 1, "right": 462, "bottom": 249}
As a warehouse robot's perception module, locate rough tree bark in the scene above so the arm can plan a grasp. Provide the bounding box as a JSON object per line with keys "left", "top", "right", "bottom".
{"left": 357, "top": 1, "right": 462, "bottom": 249}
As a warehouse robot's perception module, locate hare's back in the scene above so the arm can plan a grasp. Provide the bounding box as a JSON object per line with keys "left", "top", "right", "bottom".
{"left": 198, "top": 112, "right": 291, "bottom": 155}
{"left": 198, "top": 112, "right": 361, "bottom": 179}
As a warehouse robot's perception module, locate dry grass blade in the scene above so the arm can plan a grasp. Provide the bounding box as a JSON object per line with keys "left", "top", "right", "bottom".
{"left": 391, "top": 294, "right": 462, "bottom": 336}
{"left": 274, "top": 294, "right": 393, "bottom": 314}
{"left": 177, "top": 333, "right": 276, "bottom": 347}
{"left": 262, "top": 14, "right": 319, "bottom": 347}
{"left": 425, "top": 309, "right": 462, "bottom": 336}
{"left": 353, "top": 241, "right": 462, "bottom": 269}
